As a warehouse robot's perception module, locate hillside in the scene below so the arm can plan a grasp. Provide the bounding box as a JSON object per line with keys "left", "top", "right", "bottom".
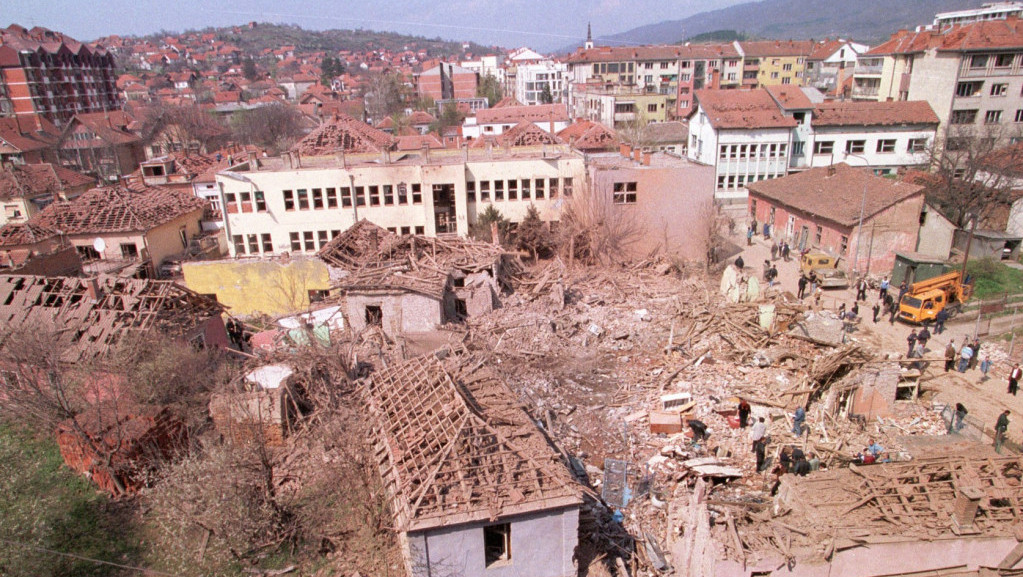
{"left": 127, "top": 23, "right": 497, "bottom": 58}
{"left": 591, "top": 0, "right": 991, "bottom": 48}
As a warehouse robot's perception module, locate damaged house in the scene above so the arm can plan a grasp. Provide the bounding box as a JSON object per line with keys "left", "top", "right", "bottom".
{"left": 318, "top": 221, "right": 509, "bottom": 336}
{"left": 365, "top": 353, "right": 582, "bottom": 577}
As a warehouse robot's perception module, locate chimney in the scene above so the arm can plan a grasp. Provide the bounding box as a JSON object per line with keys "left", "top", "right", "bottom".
{"left": 620, "top": 143, "right": 631, "bottom": 158}
{"left": 951, "top": 486, "right": 985, "bottom": 534}
{"left": 642, "top": 152, "right": 651, "bottom": 166}
{"left": 85, "top": 277, "right": 103, "bottom": 303}
{"left": 283, "top": 151, "right": 294, "bottom": 169}
{"left": 421, "top": 142, "right": 430, "bottom": 164}
{"left": 633, "top": 147, "right": 641, "bottom": 162}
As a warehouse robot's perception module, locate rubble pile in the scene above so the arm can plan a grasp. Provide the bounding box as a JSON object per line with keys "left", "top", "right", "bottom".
{"left": 457, "top": 259, "right": 985, "bottom": 575}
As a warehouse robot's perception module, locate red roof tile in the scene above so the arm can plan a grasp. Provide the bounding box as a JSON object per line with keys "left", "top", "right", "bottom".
{"left": 33, "top": 182, "right": 207, "bottom": 235}
{"left": 747, "top": 163, "right": 924, "bottom": 228}
{"left": 291, "top": 113, "right": 395, "bottom": 155}
{"left": 812, "top": 100, "right": 939, "bottom": 127}
{"left": 0, "top": 163, "right": 95, "bottom": 201}
{"left": 738, "top": 40, "right": 814, "bottom": 58}
{"left": 694, "top": 89, "right": 797, "bottom": 130}
{"left": 475, "top": 103, "right": 569, "bottom": 125}
{"left": 869, "top": 18, "right": 1023, "bottom": 56}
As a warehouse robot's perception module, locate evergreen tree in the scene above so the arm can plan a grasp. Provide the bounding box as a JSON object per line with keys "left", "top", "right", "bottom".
{"left": 516, "top": 204, "right": 550, "bottom": 259}
{"left": 470, "top": 205, "right": 511, "bottom": 245}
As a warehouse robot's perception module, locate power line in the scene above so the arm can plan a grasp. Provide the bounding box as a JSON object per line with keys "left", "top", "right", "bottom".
{"left": 0, "top": 538, "right": 185, "bottom": 577}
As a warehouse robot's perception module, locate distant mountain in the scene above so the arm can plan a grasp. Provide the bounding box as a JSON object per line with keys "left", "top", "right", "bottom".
{"left": 586, "top": 0, "right": 991, "bottom": 48}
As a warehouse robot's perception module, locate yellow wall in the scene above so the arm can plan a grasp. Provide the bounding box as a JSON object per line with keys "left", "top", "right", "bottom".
{"left": 182, "top": 257, "right": 331, "bottom": 317}
{"left": 756, "top": 56, "right": 807, "bottom": 87}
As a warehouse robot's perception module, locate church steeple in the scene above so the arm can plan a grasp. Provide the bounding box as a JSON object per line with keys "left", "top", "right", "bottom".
{"left": 585, "top": 22, "right": 593, "bottom": 50}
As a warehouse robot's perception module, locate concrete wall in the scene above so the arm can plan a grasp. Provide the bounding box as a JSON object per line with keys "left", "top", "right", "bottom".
{"left": 806, "top": 125, "right": 934, "bottom": 171}
{"left": 591, "top": 161, "right": 716, "bottom": 261}
{"left": 408, "top": 506, "right": 579, "bottom": 577}
{"left": 345, "top": 291, "right": 443, "bottom": 336}
{"left": 916, "top": 204, "right": 956, "bottom": 259}
{"left": 144, "top": 209, "right": 204, "bottom": 268}
{"left": 181, "top": 257, "right": 331, "bottom": 317}
{"left": 906, "top": 51, "right": 961, "bottom": 129}
{"left": 218, "top": 153, "right": 586, "bottom": 255}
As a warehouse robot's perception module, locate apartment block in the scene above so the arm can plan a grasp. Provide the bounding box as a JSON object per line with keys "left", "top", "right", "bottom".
{"left": 855, "top": 17, "right": 1023, "bottom": 140}
{"left": 687, "top": 87, "right": 938, "bottom": 203}
{"left": 737, "top": 40, "right": 814, "bottom": 89}
{"left": 0, "top": 25, "right": 120, "bottom": 126}
{"left": 515, "top": 61, "right": 568, "bottom": 105}
{"left": 565, "top": 43, "right": 740, "bottom": 120}
{"left": 418, "top": 63, "right": 478, "bottom": 101}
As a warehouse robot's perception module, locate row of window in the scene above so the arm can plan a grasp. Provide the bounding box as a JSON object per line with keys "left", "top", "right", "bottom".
{"left": 466, "top": 178, "right": 572, "bottom": 203}
{"left": 954, "top": 80, "right": 1023, "bottom": 98}
{"left": 716, "top": 172, "right": 785, "bottom": 191}
{"left": 233, "top": 227, "right": 432, "bottom": 256}
{"left": 281, "top": 184, "right": 425, "bottom": 211}
{"left": 813, "top": 138, "right": 927, "bottom": 155}
{"left": 718, "top": 143, "right": 789, "bottom": 160}
{"left": 951, "top": 108, "right": 1023, "bottom": 124}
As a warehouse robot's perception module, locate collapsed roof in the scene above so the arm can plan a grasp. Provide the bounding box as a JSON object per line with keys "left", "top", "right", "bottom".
{"left": 366, "top": 353, "right": 582, "bottom": 531}
{"left": 319, "top": 220, "right": 508, "bottom": 299}
{"left": 0, "top": 274, "right": 224, "bottom": 362}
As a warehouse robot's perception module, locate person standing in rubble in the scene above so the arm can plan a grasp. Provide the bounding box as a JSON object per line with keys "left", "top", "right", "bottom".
{"left": 781, "top": 241, "right": 791, "bottom": 262}
{"left": 750, "top": 416, "right": 768, "bottom": 471}
{"left": 879, "top": 276, "right": 890, "bottom": 301}
{"left": 738, "top": 398, "right": 751, "bottom": 428}
{"left": 948, "top": 403, "right": 968, "bottom": 433}
{"left": 994, "top": 410, "right": 1011, "bottom": 454}
{"left": 958, "top": 341, "right": 974, "bottom": 373}
{"left": 856, "top": 277, "right": 868, "bottom": 302}
{"left": 791, "top": 406, "right": 806, "bottom": 437}
{"left": 934, "top": 308, "right": 949, "bottom": 334}
{"left": 945, "top": 342, "right": 958, "bottom": 373}
{"left": 688, "top": 419, "right": 710, "bottom": 443}
{"left": 797, "top": 274, "right": 808, "bottom": 300}
{"left": 906, "top": 329, "right": 918, "bottom": 358}
{"left": 771, "top": 241, "right": 779, "bottom": 261}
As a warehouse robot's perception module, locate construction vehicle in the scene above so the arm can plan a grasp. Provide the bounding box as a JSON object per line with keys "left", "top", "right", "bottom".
{"left": 799, "top": 251, "right": 850, "bottom": 288}
{"left": 897, "top": 271, "right": 973, "bottom": 324}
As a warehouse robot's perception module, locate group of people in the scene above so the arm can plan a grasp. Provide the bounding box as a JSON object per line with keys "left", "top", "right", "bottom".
{"left": 854, "top": 439, "right": 890, "bottom": 464}
{"left": 942, "top": 336, "right": 987, "bottom": 375}
{"left": 769, "top": 240, "right": 792, "bottom": 262}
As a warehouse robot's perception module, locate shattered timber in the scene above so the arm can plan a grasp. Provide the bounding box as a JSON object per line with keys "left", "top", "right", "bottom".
{"left": 3, "top": 233, "right": 1023, "bottom": 577}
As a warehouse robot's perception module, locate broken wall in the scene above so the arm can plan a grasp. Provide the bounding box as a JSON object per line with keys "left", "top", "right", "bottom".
{"left": 406, "top": 506, "right": 579, "bottom": 577}
{"left": 850, "top": 364, "right": 899, "bottom": 421}
{"left": 346, "top": 292, "right": 443, "bottom": 336}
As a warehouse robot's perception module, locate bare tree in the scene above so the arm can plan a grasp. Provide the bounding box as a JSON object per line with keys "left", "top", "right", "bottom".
{"left": 362, "top": 71, "right": 412, "bottom": 124}
{"left": 133, "top": 102, "right": 230, "bottom": 155}
{"left": 927, "top": 124, "right": 1023, "bottom": 227}
{"left": 230, "top": 102, "right": 306, "bottom": 153}
{"left": 557, "top": 170, "right": 646, "bottom": 266}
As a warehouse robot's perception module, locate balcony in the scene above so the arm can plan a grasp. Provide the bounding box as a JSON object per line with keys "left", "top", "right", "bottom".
{"left": 853, "top": 64, "right": 883, "bottom": 76}
{"left": 851, "top": 85, "right": 880, "bottom": 100}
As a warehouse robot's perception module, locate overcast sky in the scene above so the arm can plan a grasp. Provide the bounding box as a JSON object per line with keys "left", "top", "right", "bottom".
{"left": 4, "top": 0, "right": 749, "bottom": 50}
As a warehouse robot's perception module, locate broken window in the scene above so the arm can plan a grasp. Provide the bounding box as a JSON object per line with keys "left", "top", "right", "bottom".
{"left": 534, "top": 178, "right": 545, "bottom": 199}
{"left": 365, "top": 305, "right": 383, "bottom": 326}
{"left": 414, "top": 226, "right": 425, "bottom": 235}
{"left": 494, "top": 180, "right": 504, "bottom": 201}
{"left": 814, "top": 141, "right": 833, "bottom": 155}
{"left": 247, "top": 234, "right": 259, "bottom": 254}
{"left": 466, "top": 181, "right": 476, "bottom": 202}
{"left": 255, "top": 190, "right": 267, "bottom": 211}
{"left": 355, "top": 186, "right": 366, "bottom": 206}
{"left": 845, "top": 140, "right": 865, "bottom": 154}
{"left": 508, "top": 179, "right": 517, "bottom": 200}
{"left": 454, "top": 298, "right": 468, "bottom": 319}
{"left": 479, "top": 181, "right": 490, "bottom": 202}
{"left": 564, "top": 177, "right": 573, "bottom": 197}
{"left": 369, "top": 185, "right": 381, "bottom": 206}
{"left": 521, "top": 178, "right": 531, "bottom": 199}
{"left": 383, "top": 185, "right": 394, "bottom": 205}
{"left": 303, "top": 231, "right": 315, "bottom": 252}
{"left": 484, "top": 523, "right": 511, "bottom": 566}
{"left": 876, "top": 139, "right": 896, "bottom": 153}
